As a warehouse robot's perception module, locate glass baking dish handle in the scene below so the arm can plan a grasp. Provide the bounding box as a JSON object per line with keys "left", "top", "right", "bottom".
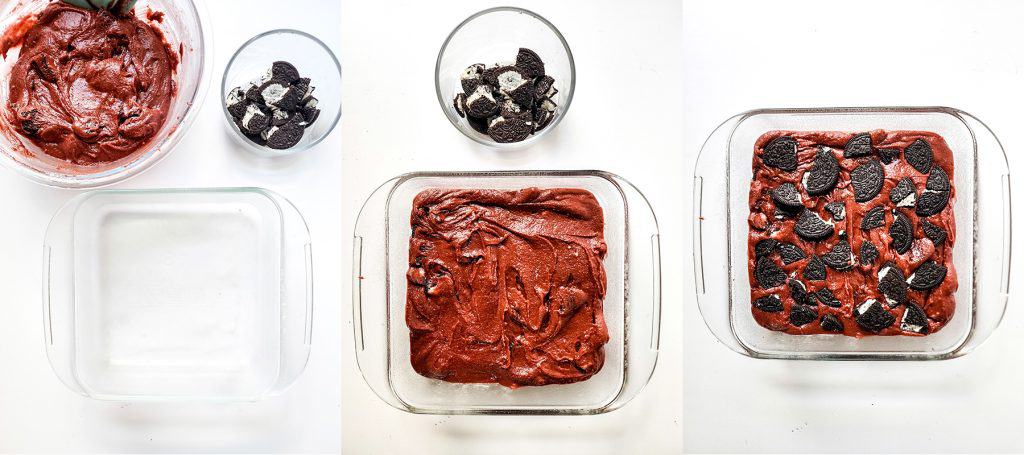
{"left": 693, "top": 115, "right": 748, "bottom": 355}
{"left": 952, "top": 110, "right": 1012, "bottom": 356}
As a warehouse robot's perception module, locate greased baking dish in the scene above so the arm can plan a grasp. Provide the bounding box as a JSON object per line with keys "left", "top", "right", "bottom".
{"left": 693, "top": 107, "right": 1010, "bottom": 360}
{"left": 43, "top": 188, "right": 312, "bottom": 401}
{"left": 353, "top": 171, "right": 660, "bottom": 414}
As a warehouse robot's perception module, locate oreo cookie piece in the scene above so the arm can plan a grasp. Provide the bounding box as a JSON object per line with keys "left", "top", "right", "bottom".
{"left": 771, "top": 183, "right": 803, "bottom": 212}
{"left": 226, "top": 87, "right": 247, "bottom": 119}
{"left": 515, "top": 48, "right": 546, "bottom": 78}
{"left": 844, "top": 133, "right": 873, "bottom": 158}
{"left": 904, "top": 139, "right": 934, "bottom": 174}
{"left": 239, "top": 103, "right": 271, "bottom": 134}
{"left": 264, "top": 116, "right": 305, "bottom": 150}
{"left": 824, "top": 202, "right": 846, "bottom": 221}
{"left": 270, "top": 107, "right": 293, "bottom": 126}
{"left": 243, "top": 130, "right": 267, "bottom": 146}
{"left": 878, "top": 262, "right": 908, "bottom": 307}
{"left": 822, "top": 240, "right": 853, "bottom": 271}
{"left": 851, "top": 159, "right": 884, "bottom": 202}
{"left": 534, "top": 75, "right": 556, "bottom": 100}
{"left": 860, "top": 206, "right": 886, "bottom": 231}
{"left": 487, "top": 116, "right": 533, "bottom": 143}
{"left": 260, "top": 80, "right": 300, "bottom": 111}
{"left": 294, "top": 77, "right": 315, "bottom": 102}
{"left": 789, "top": 304, "right": 818, "bottom": 327}
{"left": 889, "top": 177, "right": 918, "bottom": 208}
{"left": 762, "top": 136, "right": 798, "bottom": 171}
{"left": 494, "top": 66, "right": 535, "bottom": 107}
{"left": 907, "top": 260, "right": 947, "bottom": 291}
{"left": 814, "top": 288, "right": 842, "bottom": 308}
{"left": 916, "top": 189, "right": 950, "bottom": 217}
{"left": 779, "top": 243, "right": 806, "bottom": 264}
{"left": 754, "top": 257, "right": 786, "bottom": 289}
{"left": 900, "top": 302, "right": 929, "bottom": 334}
{"left": 300, "top": 98, "right": 320, "bottom": 127}
{"left": 534, "top": 106, "right": 554, "bottom": 132}
{"left": 920, "top": 220, "right": 947, "bottom": 246}
{"left": 17, "top": 109, "right": 40, "bottom": 136}
{"left": 466, "top": 85, "right": 499, "bottom": 118}
{"left": 270, "top": 61, "right": 301, "bottom": 84}
{"left": 453, "top": 93, "right": 467, "bottom": 118}
{"left": 889, "top": 210, "right": 913, "bottom": 254}
{"left": 926, "top": 166, "right": 951, "bottom": 192}
{"left": 788, "top": 278, "right": 812, "bottom": 306}
{"left": 878, "top": 147, "right": 901, "bottom": 164}
{"left": 245, "top": 83, "right": 263, "bottom": 103}
{"left": 500, "top": 98, "right": 530, "bottom": 120}
{"left": 461, "top": 63, "right": 486, "bottom": 93}
{"left": 854, "top": 299, "right": 896, "bottom": 333}
{"left": 820, "top": 314, "right": 844, "bottom": 332}
{"left": 794, "top": 209, "right": 835, "bottom": 241}
{"left": 755, "top": 239, "right": 780, "bottom": 258}
{"left": 467, "top": 115, "right": 489, "bottom": 134}
{"left": 859, "top": 240, "right": 879, "bottom": 266}
{"left": 803, "top": 146, "right": 840, "bottom": 196}
{"left": 753, "top": 295, "right": 783, "bottom": 313}
{"left": 803, "top": 256, "right": 827, "bottom": 281}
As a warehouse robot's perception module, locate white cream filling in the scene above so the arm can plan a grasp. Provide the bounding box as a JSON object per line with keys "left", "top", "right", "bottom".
{"left": 241, "top": 104, "right": 263, "bottom": 129}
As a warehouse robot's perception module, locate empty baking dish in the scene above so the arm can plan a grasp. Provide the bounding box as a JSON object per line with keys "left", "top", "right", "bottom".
{"left": 693, "top": 107, "right": 1010, "bottom": 360}
{"left": 43, "top": 188, "right": 313, "bottom": 401}
{"left": 353, "top": 170, "right": 661, "bottom": 414}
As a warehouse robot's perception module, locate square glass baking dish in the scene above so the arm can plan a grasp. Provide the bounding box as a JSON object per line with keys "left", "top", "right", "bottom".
{"left": 693, "top": 107, "right": 1011, "bottom": 360}
{"left": 43, "top": 188, "right": 313, "bottom": 401}
{"left": 353, "top": 171, "right": 661, "bottom": 414}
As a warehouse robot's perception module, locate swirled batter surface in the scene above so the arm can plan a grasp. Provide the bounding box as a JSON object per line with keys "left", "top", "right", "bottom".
{"left": 407, "top": 188, "right": 609, "bottom": 388}
{"left": 5, "top": 2, "right": 176, "bottom": 165}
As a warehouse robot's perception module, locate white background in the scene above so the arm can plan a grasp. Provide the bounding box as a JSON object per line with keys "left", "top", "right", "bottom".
{"left": 683, "top": 0, "right": 1024, "bottom": 453}
{"left": 0, "top": 0, "right": 342, "bottom": 452}
{"left": 340, "top": 0, "right": 683, "bottom": 453}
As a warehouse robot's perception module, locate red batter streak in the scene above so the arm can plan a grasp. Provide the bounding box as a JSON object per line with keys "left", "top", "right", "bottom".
{"left": 407, "top": 188, "right": 609, "bottom": 388}
{"left": 748, "top": 130, "right": 958, "bottom": 337}
{"left": 5, "top": 2, "right": 177, "bottom": 165}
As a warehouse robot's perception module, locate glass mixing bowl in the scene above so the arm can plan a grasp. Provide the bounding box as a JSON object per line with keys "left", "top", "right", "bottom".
{"left": 435, "top": 7, "right": 575, "bottom": 149}
{"left": 0, "top": 0, "right": 211, "bottom": 188}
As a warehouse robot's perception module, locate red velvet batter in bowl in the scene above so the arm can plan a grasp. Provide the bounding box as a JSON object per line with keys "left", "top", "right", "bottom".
{"left": 406, "top": 188, "right": 609, "bottom": 388}
{"left": 748, "top": 130, "right": 958, "bottom": 337}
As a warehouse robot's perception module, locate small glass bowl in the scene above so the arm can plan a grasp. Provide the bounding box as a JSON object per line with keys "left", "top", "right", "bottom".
{"left": 435, "top": 7, "right": 575, "bottom": 149}
{"left": 0, "top": 0, "right": 212, "bottom": 188}
{"left": 221, "top": 29, "right": 342, "bottom": 158}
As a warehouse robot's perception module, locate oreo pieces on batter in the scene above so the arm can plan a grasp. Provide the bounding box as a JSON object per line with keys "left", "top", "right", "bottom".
{"left": 803, "top": 256, "right": 827, "bottom": 281}
{"left": 904, "top": 139, "right": 934, "bottom": 174}
{"left": 889, "top": 177, "right": 918, "bottom": 208}
{"left": 822, "top": 240, "right": 853, "bottom": 271}
{"left": 917, "top": 167, "right": 951, "bottom": 217}
{"left": 753, "top": 295, "right": 783, "bottom": 313}
{"left": 762, "top": 136, "right": 798, "bottom": 171}
{"left": 794, "top": 209, "right": 835, "bottom": 241}
{"left": 859, "top": 240, "right": 879, "bottom": 266}
{"left": 814, "top": 288, "right": 842, "bottom": 308}
{"left": 907, "top": 260, "right": 947, "bottom": 291}
{"left": 878, "top": 147, "right": 901, "bottom": 164}
{"left": 803, "top": 146, "right": 840, "bottom": 196}
{"left": 755, "top": 239, "right": 780, "bottom": 258}
{"left": 844, "top": 133, "right": 873, "bottom": 158}
{"left": 877, "top": 262, "right": 908, "bottom": 307}
{"left": 889, "top": 210, "right": 913, "bottom": 254}
{"left": 920, "top": 220, "right": 948, "bottom": 246}
{"left": 854, "top": 299, "right": 895, "bottom": 333}
{"left": 820, "top": 314, "right": 844, "bottom": 332}
{"left": 788, "top": 278, "right": 813, "bottom": 306}
{"left": 779, "top": 243, "right": 806, "bottom": 265}
{"left": 789, "top": 304, "right": 818, "bottom": 327}
{"left": 771, "top": 183, "right": 803, "bottom": 212}
{"left": 860, "top": 206, "right": 886, "bottom": 231}
{"left": 754, "top": 257, "right": 786, "bottom": 289}
{"left": 851, "top": 159, "right": 884, "bottom": 202}
{"left": 824, "top": 202, "right": 846, "bottom": 221}
{"left": 926, "top": 166, "right": 951, "bottom": 192}
{"left": 900, "top": 302, "right": 929, "bottom": 334}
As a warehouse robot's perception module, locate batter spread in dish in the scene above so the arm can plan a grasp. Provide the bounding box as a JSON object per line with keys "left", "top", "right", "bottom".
{"left": 4, "top": 2, "right": 177, "bottom": 165}
{"left": 406, "top": 188, "right": 609, "bottom": 388}
{"left": 748, "top": 130, "right": 957, "bottom": 337}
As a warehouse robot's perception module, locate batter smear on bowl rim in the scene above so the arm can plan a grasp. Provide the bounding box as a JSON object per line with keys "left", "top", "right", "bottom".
{"left": 406, "top": 187, "right": 609, "bottom": 387}
{"left": 2, "top": 1, "right": 177, "bottom": 165}
{"left": 748, "top": 130, "right": 958, "bottom": 337}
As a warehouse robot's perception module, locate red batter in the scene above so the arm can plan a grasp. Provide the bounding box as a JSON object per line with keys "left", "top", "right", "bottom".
{"left": 4, "top": 2, "right": 177, "bottom": 165}
{"left": 406, "top": 188, "right": 609, "bottom": 388}
{"left": 748, "top": 130, "right": 958, "bottom": 337}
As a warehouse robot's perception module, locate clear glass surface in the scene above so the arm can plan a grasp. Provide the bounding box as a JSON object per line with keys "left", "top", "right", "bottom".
{"left": 221, "top": 29, "right": 342, "bottom": 158}
{"left": 353, "top": 171, "right": 660, "bottom": 414}
{"left": 0, "top": 0, "right": 212, "bottom": 188}
{"left": 435, "top": 7, "right": 575, "bottom": 149}
{"left": 693, "top": 107, "right": 1011, "bottom": 360}
{"left": 43, "top": 188, "right": 313, "bottom": 401}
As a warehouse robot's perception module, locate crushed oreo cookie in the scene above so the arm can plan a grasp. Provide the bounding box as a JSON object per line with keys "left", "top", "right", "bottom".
{"left": 226, "top": 61, "right": 320, "bottom": 150}
{"left": 451, "top": 48, "right": 558, "bottom": 143}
